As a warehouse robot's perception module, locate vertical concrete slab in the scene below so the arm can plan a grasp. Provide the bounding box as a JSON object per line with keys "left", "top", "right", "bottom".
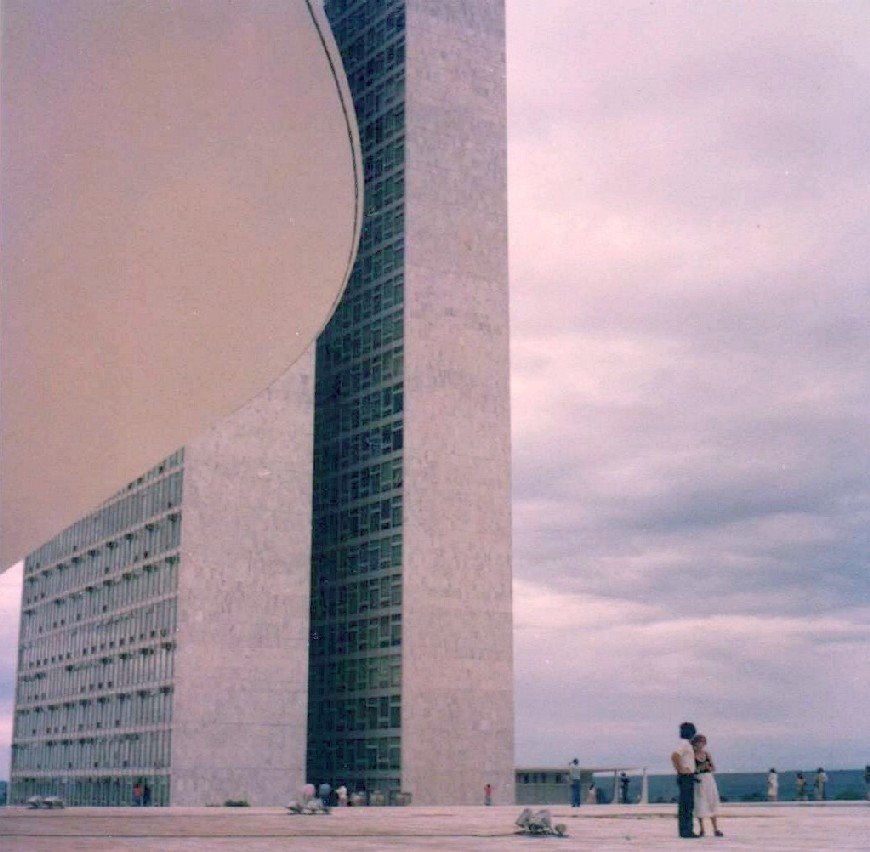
{"left": 170, "top": 350, "right": 315, "bottom": 806}
{"left": 401, "top": 0, "right": 514, "bottom": 805}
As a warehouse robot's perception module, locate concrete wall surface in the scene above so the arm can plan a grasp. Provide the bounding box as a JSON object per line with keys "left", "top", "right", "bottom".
{"left": 401, "top": 0, "right": 514, "bottom": 806}
{"left": 170, "top": 352, "right": 315, "bottom": 806}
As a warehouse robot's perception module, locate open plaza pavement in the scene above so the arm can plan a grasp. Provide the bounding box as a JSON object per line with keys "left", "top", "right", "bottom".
{"left": 1, "top": 802, "right": 867, "bottom": 851}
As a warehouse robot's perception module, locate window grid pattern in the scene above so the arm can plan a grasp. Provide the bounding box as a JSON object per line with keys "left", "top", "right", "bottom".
{"left": 308, "top": 0, "right": 406, "bottom": 796}
{"left": 10, "top": 452, "right": 183, "bottom": 807}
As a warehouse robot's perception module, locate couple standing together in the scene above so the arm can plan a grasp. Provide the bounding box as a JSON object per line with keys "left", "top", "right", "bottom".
{"left": 671, "top": 721, "right": 722, "bottom": 839}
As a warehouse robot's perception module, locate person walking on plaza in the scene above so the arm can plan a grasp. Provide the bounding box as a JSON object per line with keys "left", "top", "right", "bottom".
{"left": 692, "top": 735, "right": 723, "bottom": 837}
{"left": 767, "top": 768, "right": 778, "bottom": 802}
{"left": 568, "top": 758, "right": 583, "bottom": 807}
{"left": 814, "top": 768, "right": 828, "bottom": 801}
{"left": 795, "top": 772, "right": 808, "bottom": 801}
{"left": 671, "top": 721, "right": 698, "bottom": 839}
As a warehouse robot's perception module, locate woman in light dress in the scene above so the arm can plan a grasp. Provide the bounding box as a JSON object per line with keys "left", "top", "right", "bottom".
{"left": 691, "top": 734, "right": 723, "bottom": 837}
{"left": 814, "top": 768, "right": 828, "bottom": 800}
{"left": 767, "top": 768, "right": 779, "bottom": 801}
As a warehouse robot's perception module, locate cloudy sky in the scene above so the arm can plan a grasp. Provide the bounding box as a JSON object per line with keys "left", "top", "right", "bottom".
{"left": 0, "top": 566, "right": 21, "bottom": 782}
{"left": 508, "top": 0, "right": 869, "bottom": 772}
{"left": 1, "top": 0, "right": 868, "bottom": 781}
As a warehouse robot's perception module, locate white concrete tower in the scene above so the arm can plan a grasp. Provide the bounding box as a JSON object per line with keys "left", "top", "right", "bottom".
{"left": 309, "top": 0, "right": 513, "bottom": 806}
{"left": 400, "top": 0, "right": 513, "bottom": 805}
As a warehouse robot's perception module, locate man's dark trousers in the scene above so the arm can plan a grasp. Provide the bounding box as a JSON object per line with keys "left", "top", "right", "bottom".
{"left": 677, "top": 774, "right": 695, "bottom": 837}
{"left": 571, "top": 780, "right": 581, "bottom": 807}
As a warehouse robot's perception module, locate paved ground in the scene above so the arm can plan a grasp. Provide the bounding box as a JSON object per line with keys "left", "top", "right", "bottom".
{"left": 1, "top": 803, "right": 867, "bottom": 850}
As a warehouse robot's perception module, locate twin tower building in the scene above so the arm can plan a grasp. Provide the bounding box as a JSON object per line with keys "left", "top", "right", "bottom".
{"left": 10, "top": 1, "right": 513, "bottom": 806}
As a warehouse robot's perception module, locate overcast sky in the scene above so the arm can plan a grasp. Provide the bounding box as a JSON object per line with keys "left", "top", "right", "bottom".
{"left": 0, "top": 565, "right": 21, "bottom": 782}
{"left": 1, "top": 0, "right": 869, "bottom": 782}
{"left": 508, "top": 0, "right": 869, "bottom": 772}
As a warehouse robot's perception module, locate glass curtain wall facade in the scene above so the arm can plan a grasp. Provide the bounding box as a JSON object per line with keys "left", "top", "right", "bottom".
{"left": 10, "top": 452, "right": 184, "bottom": 806}
{"left": 308, "top": 0, "right": 406, "bottom": 795}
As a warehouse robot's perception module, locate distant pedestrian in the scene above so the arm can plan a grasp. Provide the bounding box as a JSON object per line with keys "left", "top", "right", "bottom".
{"left": 132, "top": 782, "right": 143, "bottom": 806}
{"left": 692, "top": 734, "right": 723, "bottom": 837}
{"left": 795, "top": 772, "right": 808, "bottom": 801}
{"left": 767, "top": 768, "right": 778, "bottom": 802}
{"left": 813, "top": 768, "right": 827, "bottom": 801}
{"left": 671, "top": 721, "right": 698, "bottom": 839}
{"left": 586, "top": 784, "right": 598, "bottom": 804}
{"left": 568, "top": 758, "right": 583, "bottom": 807}
{"left": 336, "top": 784, "right": 348, "bottom": 807}
{"left": 318, "top": 782, "right": 331, "bottom": 808}
{"left": 142, "top": 783, "right": 151, "bottom": 806}
{"left": 484, "top": 783, "right": 493, "bottom": 806}
{"left": 619, "top": 772, "right": 630, "bottom": 804}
